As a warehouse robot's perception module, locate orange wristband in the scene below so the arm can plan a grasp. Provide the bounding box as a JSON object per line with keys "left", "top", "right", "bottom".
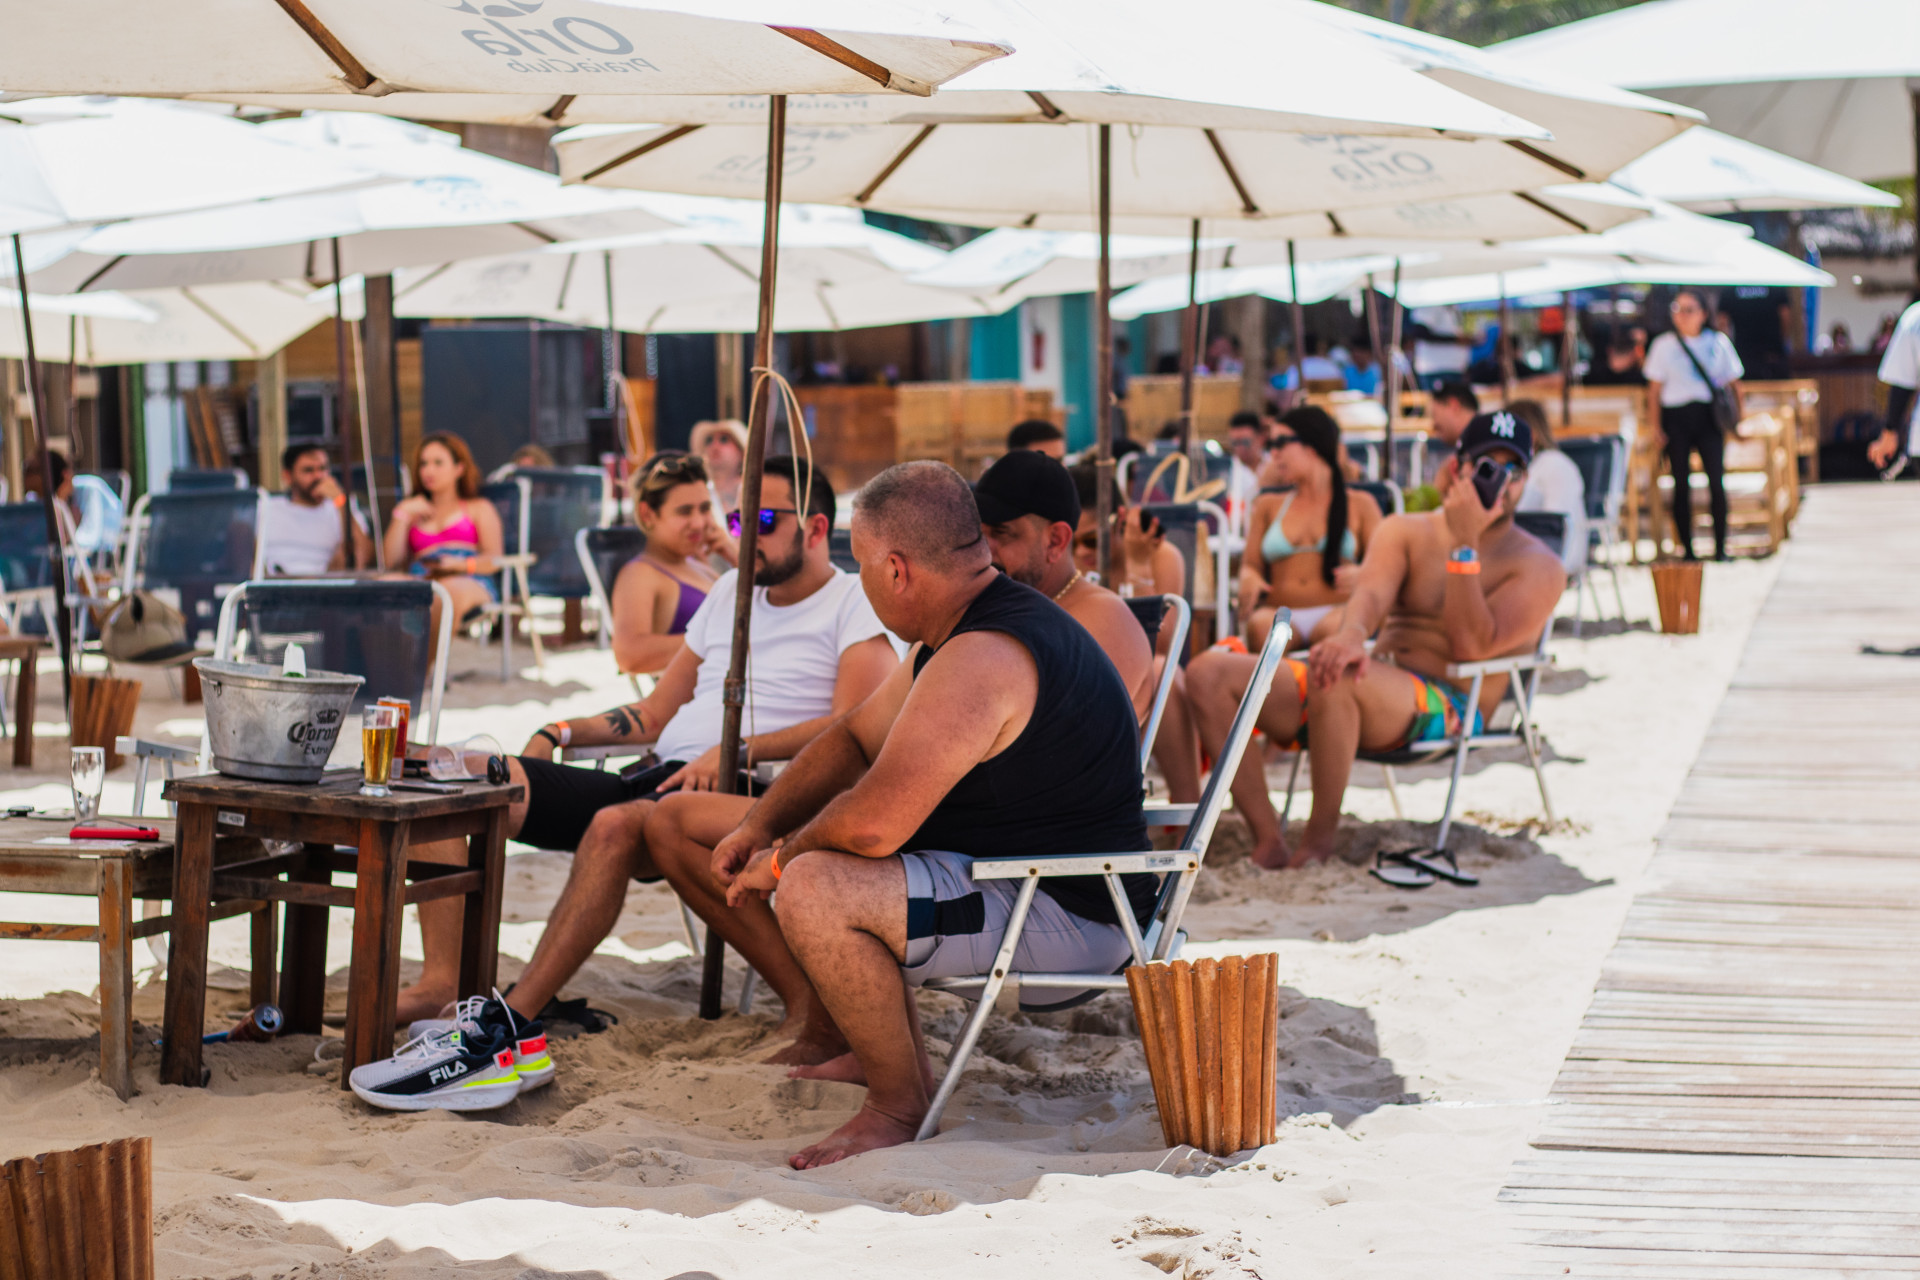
{"left": 332, "top": 494, "right": 347, "bottom": 509}
{"left": 769, "top": 849, "right": 783, "bottom": 880}
{"left": 1445, "top": 560, "right": 1482, "bottom": 575}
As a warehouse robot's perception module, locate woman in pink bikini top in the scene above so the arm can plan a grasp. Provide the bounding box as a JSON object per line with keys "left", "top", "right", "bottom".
{"left": 384, "top": 432, "right": 505, "bottom": 656}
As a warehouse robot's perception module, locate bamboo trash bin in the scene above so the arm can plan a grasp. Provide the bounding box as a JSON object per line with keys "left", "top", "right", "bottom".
{"left": 0, "top": 1136, "right": 154, "bottom": 1279}
{"left": 1650, "top": 559, "right": 1704, "bottom": 635}
{"left": 70, "top": 675, "right": 143, "bottom": 772}
{"left": 1126, "top": 956, "right": 1279, "bottom": 1157}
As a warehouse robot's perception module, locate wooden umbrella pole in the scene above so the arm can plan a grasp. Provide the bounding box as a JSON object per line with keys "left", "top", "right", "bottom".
{"left": 604, "top": 249, "right": 624, "bottom": 445}
{"left": 1287, "top": 240, "right": 1306, "bottom": 409}
{"left": 1385, "top": 258, "right": 1402, "bottom": 487}
{"left": 1498, "top": 277, "right": 1515, "bottom": 403}
{"left": 1561, "top": 289, "right": 1577, "bottom": 430}
{"left": 330, "top": 238, "right": 353, "bottom": 473}
{"left": 1177, "top": 217, "right": 1200, "bottom": 456}
{"left": 703, "top": 93, "right": 787, "bottom": 1021}
{"left": 1093, "top": 124, "right": 1115, "bottom": 587}
{"left": 1363, "top": 271, "right": 1385, "bottom": 481}
{"left": 11, "top": 233, "right": 73, "bottom": 713}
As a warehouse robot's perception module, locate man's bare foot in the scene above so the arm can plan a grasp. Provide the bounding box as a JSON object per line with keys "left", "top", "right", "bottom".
{"left": 789, "top": 1102, "right": 921, "bottom": 1169}
{"left": 762, "top": 1034, "right": 847, "bottom": 1068}
{"left": 787, "top": 1051, "right": 939, "bottom": 1095}
{"left": 393, "top": 982, "right": 457, "bottom": 1028}
{"left": 1247, "top": 832, "right": 1292, "bottom": 871}
{"left": 1284, "top": 838, "right": 1338, "bottom": 870}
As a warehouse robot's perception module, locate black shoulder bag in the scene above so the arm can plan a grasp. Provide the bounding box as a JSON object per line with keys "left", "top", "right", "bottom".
{"left": 1676, "top": 332, "right": 1740, "bottom": 436}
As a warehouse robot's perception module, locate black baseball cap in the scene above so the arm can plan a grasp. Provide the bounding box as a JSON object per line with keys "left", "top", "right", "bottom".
{"left": 1459, "top": 411, "right": 1534, "bottom": 467}
{"left": 973, "top": 449, "right": 1082, "bottom": 527}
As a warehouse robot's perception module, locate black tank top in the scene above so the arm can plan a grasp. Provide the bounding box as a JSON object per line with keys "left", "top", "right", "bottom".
{"left": 904, "top": 573, "right": 1153, "bottom": 926}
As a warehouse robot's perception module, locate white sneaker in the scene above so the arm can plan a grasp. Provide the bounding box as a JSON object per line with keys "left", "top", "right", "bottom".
{"left": 348, "top": 1022, "right": 522, "bottom": 1111}
{"left": 408, "top": 993, "right": 555, "bottom": 1092}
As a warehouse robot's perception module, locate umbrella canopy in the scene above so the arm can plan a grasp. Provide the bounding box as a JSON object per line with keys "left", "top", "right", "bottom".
{"left": 1387, "top": 236, "right": 1834, "bottom": 309}
{"left": 1492, "top": 0, "right": 1920, "bottom": 182}
{"left": 1606, "top": 126, "right": 1902, "bottom": 213}
{"left": 0, "top": 97, "right": 378, "bottom": 236}
{"left": 328, "top": 200, "right": 1003, "bottom": 332}
{"left": 0, "top": 282, "right": 332, "bottom": 363}
{"left": 553, "top": 0, "right": 1694, "bottom": 232}
{"left": 19, "top": 111, "right": 681, "bottom": 293}
{"left": 0, "top": 0, "right": 1011, "bottom": 102}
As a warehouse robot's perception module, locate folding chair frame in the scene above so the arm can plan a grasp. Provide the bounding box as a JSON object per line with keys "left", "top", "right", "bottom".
{"left": 1138, "top": 594, "right": 1190, "bottom": 773}
{"left": 914, "top": 611, "right": 1293, "bottom": 1141}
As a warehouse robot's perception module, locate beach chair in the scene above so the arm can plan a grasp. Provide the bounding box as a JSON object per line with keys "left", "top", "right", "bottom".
{"left": 0, "top": 501, "right": 61, "bottom": 640}
{"left": 166, "top": 467, "right": 246, "bottom": 492}
{"left": 510, "top": 466, "right": 613, "bottom": 602}
{"left": 125, "top": 578, "right": 453, "bottom": 816}
{"left": 1141, "top": 499, "right": 1232, "bottom": 645}
{"left": 915, "top": 612, "right": 1291, "bottom": 1141}
{"left": 827, "top": 528, "right": 860, "bottom": 573}
{"left": 575, "top": 525, "right": 648, "bottom": 650}
{"left": 1127, "top": 594, "right": 1191, "bottom": 774}
{"left": 1279, "top": 629, "right": 1555, "bottom": 857}
{"left": 1556, "top": 436, "right": 1628, "bottom": 635}
{"left": 1350, "top": 478, "right": 1403, "bottom": 516}
{"left": 120, "top": 488, "right": 267, "bottom": 643}
{"left": 477, "top": 477, "right": 543, "bottom": 678}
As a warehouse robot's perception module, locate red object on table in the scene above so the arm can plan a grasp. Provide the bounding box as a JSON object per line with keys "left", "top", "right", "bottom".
{"left": 71, "top": 825, "right": 162, "bottom": 841}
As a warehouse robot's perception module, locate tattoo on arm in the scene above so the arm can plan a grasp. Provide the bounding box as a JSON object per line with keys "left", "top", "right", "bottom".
{"left": 603, "top": 705, "right": 639, "bottom": 738}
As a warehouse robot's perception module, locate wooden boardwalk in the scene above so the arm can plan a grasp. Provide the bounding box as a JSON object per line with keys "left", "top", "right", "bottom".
{"left": 1504, "top": 485, "right": 1920, "bottom": 1276}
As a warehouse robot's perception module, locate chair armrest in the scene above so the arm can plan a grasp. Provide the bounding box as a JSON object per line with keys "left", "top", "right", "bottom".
{"left": 115, "top": 736, "right": 198, "bottom": 764}
{"left": 1144, "top": 802, "right": 1198, "bottom": 828}
{"left": 968, "top": 850, "right": 1197, "bottom": 879}
{"left": 1445, "top": 653, "right": 1553, "bottom": 680}
{"left": 559, "top": 744, "right": 644, "bottom": 763}
{"left": 494, "top": 554, "right": 538, "bottom": 570}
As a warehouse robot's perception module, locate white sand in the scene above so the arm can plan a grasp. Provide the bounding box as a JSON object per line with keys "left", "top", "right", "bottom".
{"left": 0, "top": 557, "right": 1778, "bottom": 1277}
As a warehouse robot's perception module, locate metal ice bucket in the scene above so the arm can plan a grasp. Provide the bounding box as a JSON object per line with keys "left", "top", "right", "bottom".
{"left": 193, "top": 659, "right": 365, "bottom": 783}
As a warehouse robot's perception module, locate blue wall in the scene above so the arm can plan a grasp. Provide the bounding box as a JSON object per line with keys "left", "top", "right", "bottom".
{"left": 968, "top": 310, "right": 1020, "bottom": 382}
{"left": 1061, "top": 293, "right": 1093, "bottom": 452}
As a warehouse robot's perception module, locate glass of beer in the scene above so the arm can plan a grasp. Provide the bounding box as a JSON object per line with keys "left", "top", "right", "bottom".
{"left": 360, "top": 705, "right": 398, "bottom": 798}
{"left": 376, "top": 697, "right": 411, "bottom": 782}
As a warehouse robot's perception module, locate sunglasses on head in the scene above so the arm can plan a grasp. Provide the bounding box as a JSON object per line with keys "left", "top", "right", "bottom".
{"left": 726, "top": 507, "right": 799, "bottom": 537}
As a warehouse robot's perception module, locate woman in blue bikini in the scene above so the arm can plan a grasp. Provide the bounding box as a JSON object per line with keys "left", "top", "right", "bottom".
{"left": 1237, "top": 406, "right": 1384, "bottom": 650}
{"left": 609, "top": 453, "right": 731, "bottom": 675}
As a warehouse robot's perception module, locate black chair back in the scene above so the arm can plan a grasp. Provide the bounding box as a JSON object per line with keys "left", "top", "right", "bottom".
{"left": 1515, "top": 511, "right": 1568, "bottom": 561}
{"left": 479, "top": 479, "right": 526, "bottom": 559}
{"left": 1125, "top": 595, "right": 1168, "bottom": 642}
{"left": 140, "top": 490, "right": 260, "bottom": 626}
{"left": 1557, "top": 439, "right": 1618, "bottom": 523}
{"left": 1139, "top": 502, "right": 1203, "bottom": 600}
{"left": 580, "top": 526, "right": 647, "bottom": 598}
{"left": 228, "top": 579, "right": 435, "bottom": 717}
{"left": 511, "top": 467, "right": 606, "bottom": 598}
{"left": 827, "top": 528, "right": 859, "bottom": 574}
{"left": 167, "top": 468, "right": 245, "bottom": 492}
{"left": 0, "top": 502, "right": 56, "bottom": 592}
{"left": 1349, "top": 479, "right": 1402, "bottom": 516}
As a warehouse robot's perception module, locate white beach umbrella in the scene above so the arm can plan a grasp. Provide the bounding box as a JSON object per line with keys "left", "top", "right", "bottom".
{"left": 1606, "top": 127, "right": 1903, "bottom": 214}
{"left": 1491, "top": 0, "right": 1920, "bottom": 183}
{"left": 18, "top": 112, "right": 682, "bottom": 293}
{"left": 0, "top": 282, "right": 332, "bottom": 363}
{"left": 0, "top": 0, "right": 1011, "bottom": 102}
{"left": 326, "top": 201, "right": 1002, "bottom": 332}
{"left": 1387, "top": 237, "right": 1835, "bottom": 310}
{"left": 0, "top": 97, "right": 378, "bottom": 237}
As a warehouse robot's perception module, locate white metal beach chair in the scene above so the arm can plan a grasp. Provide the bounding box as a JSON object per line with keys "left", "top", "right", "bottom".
{"left": 1129, "top": 594, "right": 1191, "bottom": 775}
{"left": 914, "top": 610, "right": 1292, "bottom": 1141}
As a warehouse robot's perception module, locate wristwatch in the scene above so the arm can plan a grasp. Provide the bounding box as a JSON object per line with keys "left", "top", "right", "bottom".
{"left": 1445, "top": 546, "right": 1481, "bottom": 576}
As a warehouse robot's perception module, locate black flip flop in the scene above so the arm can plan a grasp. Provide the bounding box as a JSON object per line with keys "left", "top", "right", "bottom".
{"left": 1388, "top": 846, "right": 1480, "bottom": 887}
{"left": 1371, "top": 849, "right": 1435, "bottom": 889}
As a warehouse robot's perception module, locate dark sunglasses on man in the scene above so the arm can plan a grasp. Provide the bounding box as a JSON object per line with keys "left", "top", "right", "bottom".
{"left": 726, "top": 506, "right": 799, "bottom": 537}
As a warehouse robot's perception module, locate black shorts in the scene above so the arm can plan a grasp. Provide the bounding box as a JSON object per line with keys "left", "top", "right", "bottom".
{"left": 512, "top": 756, "right": 762, "bottom": 857}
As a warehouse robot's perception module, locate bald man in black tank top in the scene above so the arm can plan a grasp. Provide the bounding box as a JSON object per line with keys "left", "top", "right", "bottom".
{"left": 648, "top": 462, "right": 1149, "bottom": 1169}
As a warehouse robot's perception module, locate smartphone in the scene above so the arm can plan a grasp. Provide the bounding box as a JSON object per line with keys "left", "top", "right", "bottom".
{"left": 392, "top": 779, "right": 462, "bottom": 794}
{"left": 1470, "top": 457, "right": 1511, "bottom": 510}
{"left": 1137, "top": 508, "right": 1156, "bottom": 533}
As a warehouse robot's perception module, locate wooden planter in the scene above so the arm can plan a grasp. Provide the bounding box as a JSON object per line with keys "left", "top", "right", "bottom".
{"left": 1126, "top": 955, "right": 1279, "bottom": 1157}
{"left": 0, "top": 1136, "right": 153, "bottom": 1278}
{"left": 1651, "top": 559, "right": 1704, "bottom": 635}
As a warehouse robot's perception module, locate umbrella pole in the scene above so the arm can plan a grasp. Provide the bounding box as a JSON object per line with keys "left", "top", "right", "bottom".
{"left": 1094, "top": 124, "right": 1114, "bottom": 587}
{"left": 704, "top": 93, "right": 787, "bottom": 1021}
{"left": 1561, "top": 290, "right": 1576, "bottom": 430}
{"left": 1497, "top": 277, "right": 1514, "bottom": 404}
{"left": 1363, "top": 272, "right": 1384, "bottom": 479}
{"left": 1177, "top": 217, "right": 1200, "bottom": 457}
{"left": 1287, "top": 240, "right": 1306, "bottom": 409}
{"left": 603, "top": 249, "right": 624, "bottom": 454}
{"left": 1385, "top": 258, "right": 1402, "bottom": 487}
{"left": 10, "top": 233, "right": 73, "bottom": 714}
{"left": 328, "top": 238, "right": 364, "bottom": 543}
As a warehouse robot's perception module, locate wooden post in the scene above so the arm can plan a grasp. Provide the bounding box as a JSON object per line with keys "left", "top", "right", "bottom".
{"left": 330, "top": 239, "right": 355, "bottom": 470}
{"left": 1498, "top": 278, "right": 1515, "bottom": 403}
{"left": 705, "top": 94, "right": 787, "bottom": 1020}
{"left": 1093, "top": 124, "right": 1115, "bottom": 586}
{"left": 1561, "top": 290, "right": 1578, "bottom": 430}
{"left": 363, "top": 272, "right": 400, "bottom": 522}
{"left": 1286, "top": 241, "right": 1307, "bottom": 408}
{"left": 1363, "top": 272, "right": 1385, "bottom": 478}
{"left": 1385, "top": 258, "right": 1403, "bottom": 486}
{"left": 10, "top": 233, "right": 73, "bottom": 715}
{"left": 1177, "top": 217, "right": 1201, "bottom": 455}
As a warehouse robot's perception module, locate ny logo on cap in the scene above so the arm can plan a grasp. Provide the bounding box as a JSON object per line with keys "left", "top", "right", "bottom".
{"left": 1490, "top": 412, "right": 1517, "bottom": 438}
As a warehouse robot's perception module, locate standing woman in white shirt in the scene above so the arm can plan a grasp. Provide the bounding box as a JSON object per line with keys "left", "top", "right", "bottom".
{"left": 1643, "top": 288, "right": 1744, "bottom": 561}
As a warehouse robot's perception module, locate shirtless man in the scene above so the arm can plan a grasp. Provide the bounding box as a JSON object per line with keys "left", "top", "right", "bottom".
{"left": 646, "top": 461, "right": 1149, "bottom": 1167}
{"left": 1187, "top": 412, "right": 1565, "bottom": 869}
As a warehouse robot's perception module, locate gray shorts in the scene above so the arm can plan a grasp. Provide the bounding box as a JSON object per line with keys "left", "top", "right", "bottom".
{"left": 900, "top": 849, "right": 1133, "bottom": 1012}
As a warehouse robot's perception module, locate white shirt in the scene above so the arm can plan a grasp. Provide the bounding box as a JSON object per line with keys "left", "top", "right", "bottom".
{"left": 1642, "top": 330, "right": 1743, "bottom": 407}
{"left": 261, "top": 494, "right": 365, "bottom": 575}
{"left": 654, "top": 568, "right": 889, "bottom": 764}
{"left": 1517, "top": 450, "right": 1588, "bottom": 574}
{"left": 1876, "top": 301, "right": 1920, "bottom": 448}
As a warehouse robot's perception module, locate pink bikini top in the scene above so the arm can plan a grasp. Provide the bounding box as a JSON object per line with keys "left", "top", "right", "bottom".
{"left": 408, "top": 506, "right": 481, "bottom": 558}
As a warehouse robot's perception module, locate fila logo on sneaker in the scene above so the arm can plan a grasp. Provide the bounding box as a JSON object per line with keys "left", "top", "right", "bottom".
{"left": 429, "top": 1061, "right": 470, "bottom": 1085}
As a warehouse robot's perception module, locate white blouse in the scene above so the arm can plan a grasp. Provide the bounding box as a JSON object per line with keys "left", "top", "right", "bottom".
{"left": 1643, "top": 330, "right": 1743, "bottom": 408}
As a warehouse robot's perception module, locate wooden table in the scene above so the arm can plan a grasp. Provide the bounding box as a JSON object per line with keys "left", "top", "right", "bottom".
{"left": 0, "top": 817, "right": 271, "bottom": 1099}
{"left": 158, "top": 771, "right": 520, "bottom": 1089}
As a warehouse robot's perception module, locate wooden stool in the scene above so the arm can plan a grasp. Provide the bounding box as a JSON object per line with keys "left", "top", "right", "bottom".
{"left": 0, "top": 637, "right": 42, "bottom": 768}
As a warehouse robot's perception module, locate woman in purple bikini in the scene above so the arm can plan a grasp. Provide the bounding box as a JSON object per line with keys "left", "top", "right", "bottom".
{"left": 609, "top": 452, "right": 730, "bottom": 675}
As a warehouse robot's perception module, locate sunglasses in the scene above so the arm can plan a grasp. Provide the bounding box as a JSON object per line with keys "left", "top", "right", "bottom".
{"left": 726, "top": 507, "right": 799, "bottom": 537}
{"left": 1268, "top": 433, "right": 1301, "bottom": 448}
